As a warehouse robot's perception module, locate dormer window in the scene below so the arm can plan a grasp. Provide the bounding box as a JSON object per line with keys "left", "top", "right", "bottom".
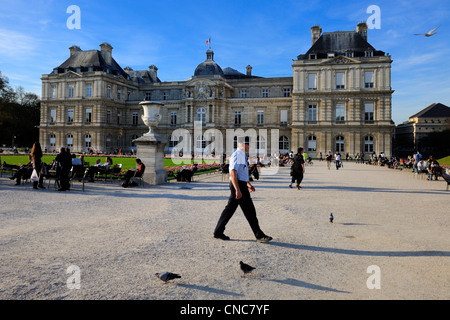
{"left": 327, "top": 53, "right": 335, "bottom": 59}
{"left": 365, "top": 51, "right": 373, "bottom": 57}
{"left": 309, "top": 54, "right": 317, "bottom": 59}
{"left": 345, "top": 52, "right": 354, "bottom": 58}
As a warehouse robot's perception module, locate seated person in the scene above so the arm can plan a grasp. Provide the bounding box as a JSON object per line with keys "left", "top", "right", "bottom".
{"left": 122, "top": 158, "right": 145, "bottom": 187}
{"left": 430, "top": 160, "right": 442, "bottom": 180}
{"left": 87, "top": 157, "right": 113, "bottom": 182}
{"left": 416, "top": 159, "right": 428, "bottom": 173}
{"left": 176, "top": 163, "right": 198, "bottom": 182}
{"left": 9, "top": 156, "right": 33, "bottom": 185}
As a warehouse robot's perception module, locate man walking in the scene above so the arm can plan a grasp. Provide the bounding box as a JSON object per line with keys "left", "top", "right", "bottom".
{"left": 335, "top": 151, "right": 341, "bottom": 170}
{"left": 289, "top": 147, "right": 305, "bottom": 190}
{"left": 213, "top": 139, "right": 272, "bottom": 243}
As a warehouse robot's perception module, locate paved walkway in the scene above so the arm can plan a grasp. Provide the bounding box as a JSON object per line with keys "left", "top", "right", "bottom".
{"left": 0, "top": 161, "right": 448, "bottom": 300}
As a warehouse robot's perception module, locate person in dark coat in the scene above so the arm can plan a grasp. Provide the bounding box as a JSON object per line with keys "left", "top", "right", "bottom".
{"left": 289, "top": 147, "right": 305, "bottom": 190}
{"left": 55, "top": 147, "right": 72, "bottom": 191}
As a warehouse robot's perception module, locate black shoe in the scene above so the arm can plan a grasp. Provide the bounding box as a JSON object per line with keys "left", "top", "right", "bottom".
{"left": 214, "top": 234, "right": 230, "bottom": 241}
{"left": 122, "top": 183, "right": 128, "bottom": 188}
{"left": 256, "top": 235, "right": 273, "bottom": 243}
{"left": 58, "top": 188, "right": 67, "bottom": 191}
{"left": 9, "top": 177, "right": 15, "bottom": 180}
{"left": 38, "top": 185, "right": 46, "bottom": 189}
{"left": 289, "top": 184, "right": 292, "bottom": 188}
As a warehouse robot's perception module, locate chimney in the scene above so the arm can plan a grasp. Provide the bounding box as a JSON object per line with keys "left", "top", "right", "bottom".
{"left": 99, "top": 42, "right": 113, "bottom": 65}
{"left": 246, "top": 65, "right": 252, "bottom": 76}
{"left": 356, "top": 22, "right": 368, "bottom": 41}
{"left": 311, "top": 25, "right": 322, "bottom": 45}
{"left": 69, "top": 45, "right": 81, "bottom": 56}
{"left": 148, "top": 65, "right": 158, "bottom": 81}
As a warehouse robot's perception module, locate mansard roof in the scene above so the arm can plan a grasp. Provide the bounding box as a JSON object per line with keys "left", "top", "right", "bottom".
{"left": 410, "top": 103, "right": 450, "bottom": 119}
{"left": 299, "top": 31, "right": 385, "bottom": 60}
{"left": 54, "top": 50, "right": 129, "bottom": 78}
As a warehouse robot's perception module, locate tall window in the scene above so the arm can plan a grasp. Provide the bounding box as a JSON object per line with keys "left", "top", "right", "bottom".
{"left": 168, "top": 136, "right": 178, "bottom": 148}
{"left": 106, "top": 110, "right": 111, "bottom": 124}
{"left": 308, "top": 104, "right": 317, "bottom": 121}
{"left": 163, "top": 92, "right": 169, "bottom": 100}
{"left": 240, "top": 89, "right": 248, "bottom": 98}
{"left": 280, "top": 110, "right": 288, "bottom": 124}
{"left": 308, "top": 73, "right": 317, "bottom": 90}
{"left": 336, "top": 72, "right": 345, "bottom": 89}
{"left": 67, "top": 134, "right": 73, "bottom": 148}
{"left": 365, "top": 103, "right": 374, "bottom": 121}
{"left": 132, "top": 112, "right": 139, "bottom": 126}
{"left": 365, "top": 136, "right": 375, "bottom": 153}
{"left": 257, "top": 136, "right": 266, "bottom": 151}
{"left": 49, "top": 134, "right": 56, "bottom": 147}
{"left": 257, "top": 110, "right": 264, "bottom": 125}
{"left": 279, "top": 136, "right": 289, "bottom": 151}
{"left": 85, "top": 108, "right": 92, "bottom": 123}
{"left": 234, "top": 111, "right": 241, "bottom": 125}
{"left": 86, "top": 83, "right": 92, "bottom": 97}
{"left": 117, "top": 111, "right": 122, "bottom": 124}
{"left": 335, "top": 136, "right": 345, "bottom": 152}
{"left": 67, "top": 108, "right": 74, "bottom": 123}
{"left": 107, "top": 85, "right": 111, "bottom": 98}
{"left": 145, "top": 92, "right": 151, "bottom": 100}
{"left": 364, "top": 71, "right": 374, "bottom": 88}
{"left": 307, "top": 136, "right": 317, "bottom": 152}
{"left": 106, "top": 135, "right": 112, "bottom": 149}
{"left": 117, "top": 89, "right": 121, "bottom": 100}
{"left": 283, "top": 88, "right": 291, "bottom": 97}
{"left": 196, "top": 108, "right": 206, "bottom": 123}
{"left": 170, "top": 111, "right": 177, "bottom": 125}
{"left": 50, "top": 109, "right": 56, "bottom": 123}
{"left": 68, "top": 83, "right": 74, "bottom": 98}
{"left": 262, "top": 89, "right": 269, "bottom": 98}
{"left": 51, "top": 85, "right": 56, "bottom": 99}
{"left": 336, "top": 103, "right": 345, "bottom": 122}
{"left": 85, "top": 134, "right": 91, "bottom": 148}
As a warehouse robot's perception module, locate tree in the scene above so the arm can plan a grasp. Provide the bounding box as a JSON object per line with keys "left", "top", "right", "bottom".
{"left": 0, "top": 71, "right": 41, "bottom": 149}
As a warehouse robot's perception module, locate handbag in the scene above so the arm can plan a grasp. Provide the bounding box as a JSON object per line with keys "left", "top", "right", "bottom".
{"left": 31, "top": 169, "right": 39, "bottom": 182}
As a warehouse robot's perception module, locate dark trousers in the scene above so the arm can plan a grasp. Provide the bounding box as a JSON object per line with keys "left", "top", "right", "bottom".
{"left": 214, "top": 180, "right": 264, "bottom": 238}
{"left": 291, "top": 172, "right": 303, "bottom": 184}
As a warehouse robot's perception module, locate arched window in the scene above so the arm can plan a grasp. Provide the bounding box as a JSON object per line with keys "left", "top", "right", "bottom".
{"left": 335, "top": 135, "right": 345, "bottom": 152}
{"left": 196, "top": 108, "right": 206, "bottom": 123}
{"left": 130, "top": 135, "right": 138, "bottom": 147}
{"left": 85, "top": 134, "right": 91, "bottom": 148}
{"left": 364, "top": 135, "right": 374, "bottom": 153}
{"left": 168, "top": 135, "right": 179, "bottom": 148}
{"left": 106, "top": 135, "right": 112, "bottom": 148}
{"left": 307, "top": 135, "right": 317, "bottom": 151}
{"left": 196, "top": 136, "right": 206, "bottom": 149}
{"left": 279, "top": 136, "right": 289, "bottom": 151}
{"left": 67, "top": 134, "right": 73, "bottom": 148}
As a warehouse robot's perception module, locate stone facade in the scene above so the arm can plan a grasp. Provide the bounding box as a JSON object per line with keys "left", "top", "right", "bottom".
{"left": 39, "top": 23, "right": 394, "bottom": 159}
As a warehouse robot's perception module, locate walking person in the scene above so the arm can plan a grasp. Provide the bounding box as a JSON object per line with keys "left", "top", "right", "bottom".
{"left": 326, "top": 151, "right": 332, "bottom": 170}
{"left": 335, "top": 151, "right": 341, "bottom": 170}
{"left": 289, "top": 147, "right": 305, "bottom": 190}
{"left": 213, "top": 139, "right": 272, "bottom": 243}
{"left": 30, "top": 141, "right": 45, "bottom": 189}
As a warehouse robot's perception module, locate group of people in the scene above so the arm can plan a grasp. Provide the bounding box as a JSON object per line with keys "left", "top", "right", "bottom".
{"left": 6, "top": 143, "right": 146, "bottom": 190}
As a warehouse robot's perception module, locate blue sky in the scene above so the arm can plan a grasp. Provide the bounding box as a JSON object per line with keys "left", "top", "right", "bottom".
{"left": 0, "top": 0, "right": 449, "bottom": 125}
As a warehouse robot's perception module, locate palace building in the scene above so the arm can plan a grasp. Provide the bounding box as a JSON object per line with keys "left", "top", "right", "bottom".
{"left": 39, "top": 23, "right": 394, "bottom": 158}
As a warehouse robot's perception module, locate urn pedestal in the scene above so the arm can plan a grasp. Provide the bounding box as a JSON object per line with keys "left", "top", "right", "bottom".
{"left": 133, "top": 101, "right": 167, "bottom": 186}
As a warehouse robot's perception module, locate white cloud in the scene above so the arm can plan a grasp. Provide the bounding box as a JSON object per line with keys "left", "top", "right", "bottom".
{"left": 0, "top": 29, "right": 37, "bottom": 60}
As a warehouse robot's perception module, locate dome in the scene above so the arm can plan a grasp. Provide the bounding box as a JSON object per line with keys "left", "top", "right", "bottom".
{"left": 194, "top": 48, "right": 224, "bottom": 77}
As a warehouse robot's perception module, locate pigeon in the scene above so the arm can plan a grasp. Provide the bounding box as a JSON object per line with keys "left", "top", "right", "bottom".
{"left": 414, "top": 26, "right": 439, "bottom": 37}
{"left": 155, "top": 272, "right": 181, "bottom": 283}
{"left": 329, "top": 213, "right": 334, "bottom": 223}
{"left": 240, "top": 261, "right": 256, "bottom": 276}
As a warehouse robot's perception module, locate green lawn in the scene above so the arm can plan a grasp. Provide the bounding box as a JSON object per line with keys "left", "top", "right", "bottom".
{"left": 437, "top": 156, "right": 450, "bottom": 166}
{"left": 1, "top": 154, "right": 220, "bottom": 172}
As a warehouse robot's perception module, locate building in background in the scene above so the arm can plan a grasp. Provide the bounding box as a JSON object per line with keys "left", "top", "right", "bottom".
{"left": 394, "top": 102, "right": 450, "bottom": 154}
{"left": 39, "top": 23, "right": 394, "bottom": 159}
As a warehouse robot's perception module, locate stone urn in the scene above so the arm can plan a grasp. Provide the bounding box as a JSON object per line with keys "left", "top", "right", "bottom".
{"left": 140, "top": 101, "right": 164, "bottom": 137}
